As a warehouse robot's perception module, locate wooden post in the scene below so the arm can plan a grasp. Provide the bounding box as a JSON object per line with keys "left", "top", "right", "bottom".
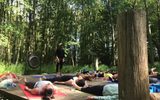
{"left": 117, "top": 10, "right": 149, "bottom": 100}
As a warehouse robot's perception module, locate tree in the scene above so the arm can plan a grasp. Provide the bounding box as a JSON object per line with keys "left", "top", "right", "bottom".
{"left": 117, "top": 10, "right": 149, "bottom": 100}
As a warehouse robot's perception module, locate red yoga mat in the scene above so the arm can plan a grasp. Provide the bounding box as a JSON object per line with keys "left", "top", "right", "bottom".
{"left": 19, "top": 84, "right": 66, "bottom": 99}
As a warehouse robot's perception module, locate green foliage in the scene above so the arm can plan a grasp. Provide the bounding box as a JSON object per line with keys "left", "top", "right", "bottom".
{"left": 62, "top": 65, "right": 84, "bottom": 73}
{"left": 0, "top": 0, "right": 160, "bottom": 67}
{"left": 40, "top": 64, "right": 56, "bottom": 74}
{"left": 0, "top": 62, "right": 6, "bottom": 73}
{"left": 80, "top": 65, "right": 95, "bottom": 72}
{"left": 0, "top": 62, "right": 109, "bottom": 75}
{"left": 151, "top": 62, "right": 160, "bottom": 72}
{"left": 25, "top": 64, "right": 93, "bottom": 74}
{"left": 98, "top": 64, "right": 109, "bottom": 71}
{"left": 0, "top": 62, "right": 24, "bottom": 74}
{"left": 0, "top": 34, "right": 8, "bottom": 47}
{"left": 0, "top": 0, "right": 5, "bottom": 3}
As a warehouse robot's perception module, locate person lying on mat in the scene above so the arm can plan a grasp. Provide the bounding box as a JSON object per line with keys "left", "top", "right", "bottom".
{"left": 0, "top": 78, "right": 17, "bottom": 89}
{"left": 148, "top": 67, "right": 160, "bottom": 83}
{"left": 0, "top": 72, "right": 21, "bottom": 89}
{"left": 71, "top": 81, "right": 156, "bottom": 100}
{"left": 77, "top": 70, "right": 118, "bottom": 82}
{"left": 71, "top": 80, "right": 118, "bottom": 99}
{"left": 79, "top": 70, "right": 104, "bottom": 78}
{"left": 76, "top": 73, "right": 95, "bottom": 81}
{"left": 44, "top": 74, "right": 87, "bottom": 87}
{"left": 149, "top": 67, "right": 159, "bottom": 77}
{"left": 0, "top": 72, "right": 19, "bottom": 82}
{"left": 24, "top": 79, "right": 57, "bottom": 100}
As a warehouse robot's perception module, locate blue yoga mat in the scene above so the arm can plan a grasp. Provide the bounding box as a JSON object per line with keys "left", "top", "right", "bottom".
{"left": 150, "top": 84, "right": 160, "bottom": 93}
{"left": 32, "top": 75, "right": 56, "bottom": 79}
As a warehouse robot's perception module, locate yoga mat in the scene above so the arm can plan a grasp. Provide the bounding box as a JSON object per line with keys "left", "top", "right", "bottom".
{"left": 32, "top": 75, "right": 56, "bottom": 79}
{"left": 19, "top": 84, "right": 66, "bottom": 100}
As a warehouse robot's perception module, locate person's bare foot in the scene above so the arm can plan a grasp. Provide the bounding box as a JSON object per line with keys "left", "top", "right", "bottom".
{"left": 22, "top": 77, "right": 27, "bottom": 83}
{"left": 56, "top": 72, "right": 61, "bottom": 77}
{"left": 39, "top": 77, "right": 42, "bottom": 81}
{"left": 17, "top": 76, "right": 24, "bottom": 82}
{"left": 87, "top": 96, "right": 94, "bottom": 100}
{"left": 54, "top": 81, "right": 59, "bottom": 84}
{"left": 42, "top": 75, "right": 46, "bottom": 80}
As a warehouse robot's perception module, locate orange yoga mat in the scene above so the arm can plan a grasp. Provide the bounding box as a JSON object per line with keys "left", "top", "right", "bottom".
{"left": 19, "top": 84, "right": 66, "bottom": 99}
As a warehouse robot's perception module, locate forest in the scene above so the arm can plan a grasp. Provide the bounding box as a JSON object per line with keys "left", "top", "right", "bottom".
{"left": 0, "top": 0, "right": 160, "bottom": 69}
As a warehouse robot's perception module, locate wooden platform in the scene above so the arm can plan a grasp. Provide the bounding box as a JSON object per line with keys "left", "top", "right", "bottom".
{"left": 1, "top": 75, "right": 160, "bottom": 100}
{"left": 0, "top": 74, "right": 107, "bottom": 100}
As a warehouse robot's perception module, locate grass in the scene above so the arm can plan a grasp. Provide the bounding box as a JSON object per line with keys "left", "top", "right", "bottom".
{"left": 0, "top": 61, "right": 115, "bottom": 75}
{"left": 0, "top": 62, "right": 24, "bottom": 75}
{"left": 2, "top": 61, "right": 160, "bottom": 76}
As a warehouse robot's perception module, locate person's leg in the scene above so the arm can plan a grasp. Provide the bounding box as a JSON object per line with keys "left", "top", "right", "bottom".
{"left": 12, "top": 78, "right": 19, "bottom": 83}
{"left": 56, "top": 63, "right": 60, "bottom": 73}
{"left": 45, "top": 75, "right": 73, "bottom": 82}
{"left": 149, "top": 77, "right": 158, "bottom": 83}
{"left": 60, "top": 75, "right": 73, "bottom": 81}
{"left": 81, "top": 85, "right": 104, "bottom": 96}
{"left": 156, "top": 74, "right": 160, "bottom": 79}
{"left": 45, "top": 76, "right": 62, "bottom": 82}
{"left": 0, "top": 76, "right": 8, "bottom": 82}
{"left": 59, "top": 59, "right": 63, "bottom": 75}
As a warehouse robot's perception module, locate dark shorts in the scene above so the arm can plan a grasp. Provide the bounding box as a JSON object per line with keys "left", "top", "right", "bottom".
{"left": 81, "top": 85, "right": 104, "bottom": 96}
{"left": 149, "top": 77, "right": 158, "bottom": 83}
{"left": 46, "top": 75, "right": 74, "bottom": 82}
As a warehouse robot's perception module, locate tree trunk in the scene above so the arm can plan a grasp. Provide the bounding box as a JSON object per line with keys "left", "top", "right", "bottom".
{"left": 117, "top": 10, "right": 149, "bottom": 100}
{"left": 16, "top": 40, "right": 22, "bottom": 65}
{"left": 71, "top": 56, "right": 75, "bottom": 67}
{"left": 95, "top": 57, "right": 99, "bottom": 70}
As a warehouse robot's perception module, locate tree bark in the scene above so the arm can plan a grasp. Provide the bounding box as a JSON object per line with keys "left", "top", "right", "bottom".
{"left": 95, "top": 57, "right": 99, "bottom": 70}
{"left": 117, "top": 10, "right": 149, "bottom": 100}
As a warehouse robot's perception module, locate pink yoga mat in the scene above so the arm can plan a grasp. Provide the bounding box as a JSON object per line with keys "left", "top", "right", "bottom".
{"left": 19, "top": 84, "right": 66, "bottom": 99}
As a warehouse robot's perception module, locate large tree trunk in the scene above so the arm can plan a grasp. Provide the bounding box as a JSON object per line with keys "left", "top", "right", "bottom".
{"left": 117, "top": 10, "right": 149, "bottom": 100}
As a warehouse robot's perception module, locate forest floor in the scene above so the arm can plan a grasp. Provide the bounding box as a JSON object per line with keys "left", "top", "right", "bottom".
{"left": 0, "top": 74, "right": 107, "bottom": 100}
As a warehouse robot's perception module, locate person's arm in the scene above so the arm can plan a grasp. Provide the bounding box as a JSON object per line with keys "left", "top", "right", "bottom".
{"left": 55, "top": 49, "right": 59, "bottom": 63}
{"left": 25, "top": 86, "right": 39, "bottom": 95}
{"left": 50, "top": 83, "right": 58, "bottom": 90}
{"left": 62, "top": 49, "right": 65, "bottom": 58}
{"left": 55, "top": 56, "right": 59, "bottom": 63}
{"left": 54, "top": 81, "right": 65, "bottom": 84}
{"left": 62, "top": 49, "right": 65, "bottom": 62}
{"left": 54, "top": 79, "right": 73, "bottom": 86}
{"left": 83, "top": 81, "right": 88, "bottom": 88}
{"left": 71, "top": 81, "right": 82, "bottom": 90}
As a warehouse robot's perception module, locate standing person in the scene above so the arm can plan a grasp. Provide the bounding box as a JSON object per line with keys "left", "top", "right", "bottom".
{"left": 55, "top": 43, "right": 65, "bottom": 76}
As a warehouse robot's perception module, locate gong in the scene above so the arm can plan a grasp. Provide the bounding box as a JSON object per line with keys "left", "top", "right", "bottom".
{"left": 28, "top": 55, "right": 40, "bottom": 69}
